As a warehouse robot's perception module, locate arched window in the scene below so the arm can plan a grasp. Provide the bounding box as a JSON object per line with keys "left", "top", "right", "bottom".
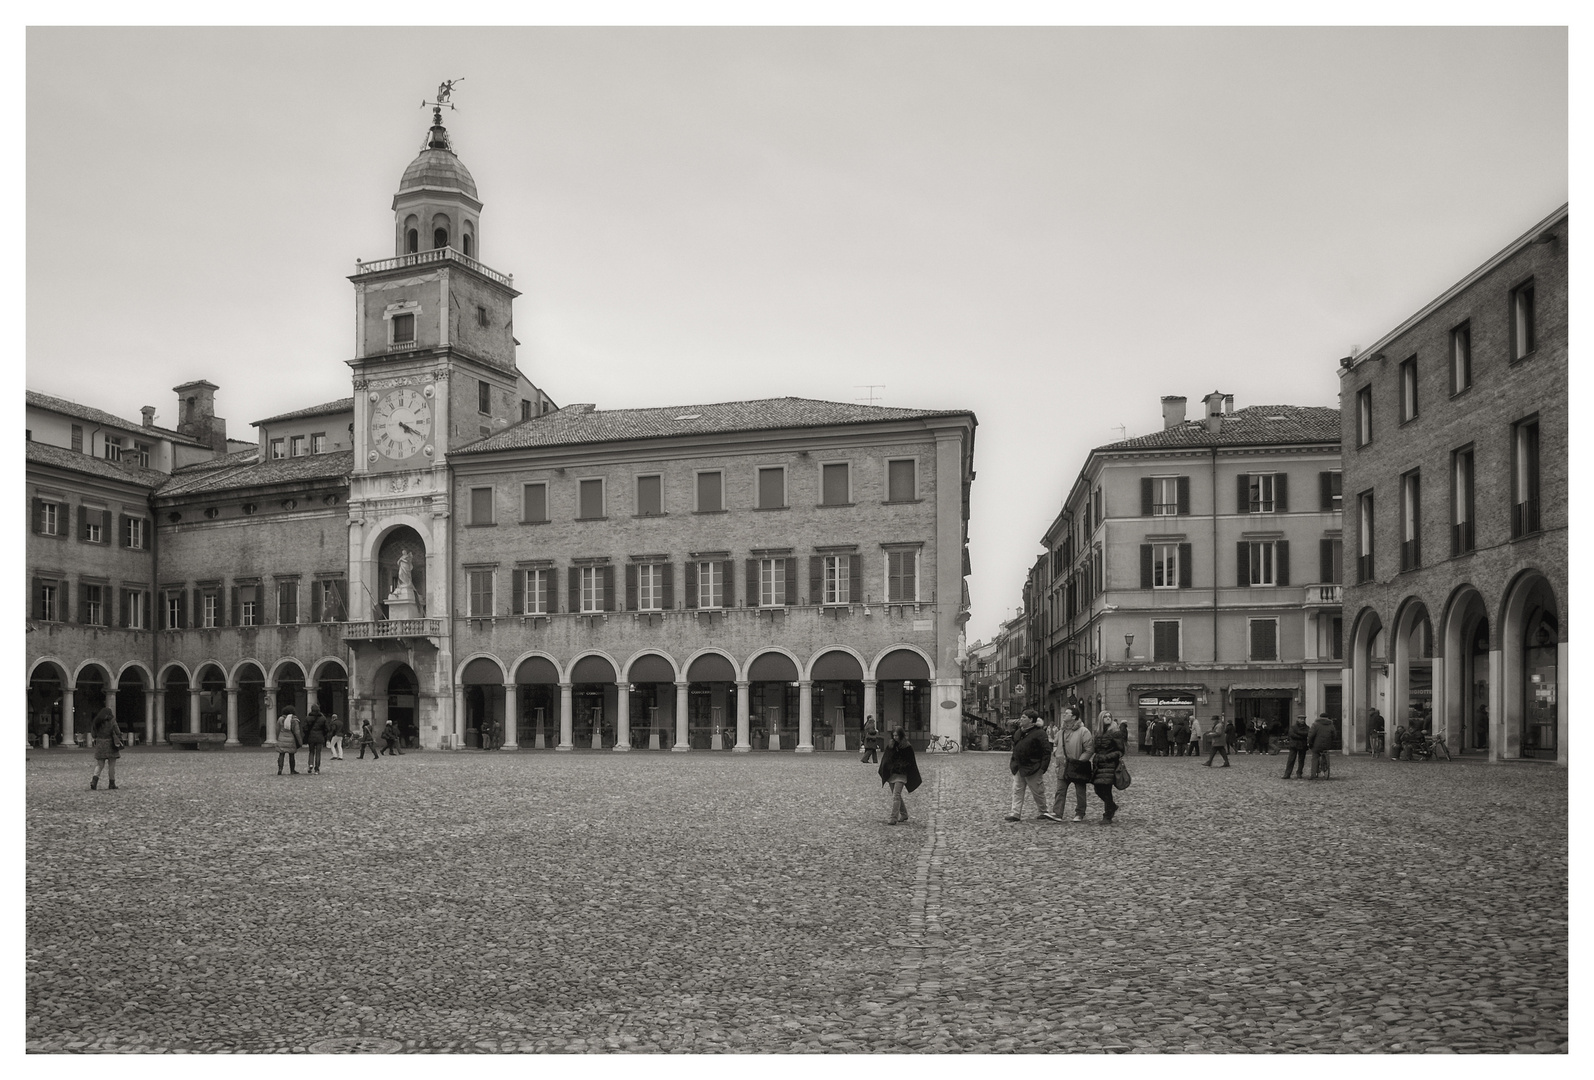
{"left": 461, "top": 233, "right": 473, "bottom": 257}
{"left": 434, "top": 228, "right": 449, "bottom": 250}
{"left": 406, "top": 229, "right": 418, "bottom": 254}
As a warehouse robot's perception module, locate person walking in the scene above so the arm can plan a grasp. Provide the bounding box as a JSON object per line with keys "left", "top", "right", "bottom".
{"left": 1090, "top": 722, "right": 1124, "bottom": 824}
{"left": 1282, "top": 713, "right": 1311, "bottom": 779}
{"left": 861, "top": 714, "right": 882, "bottom": 764}
{"left": 1309, "top": 713, "right": 1337, "bottom": 779}
{"left": 88, "top": 707, "right": 125, "bottom": 790}
{"left": 275, "top": 707, "right": 303, "bottom": 775}
{"left": 357, "top": 719, "right": 380, "bottom": 760}
{"left": 327, "top": 712, "right": 345, "bottom": 761}
{"left": 878, "top": 728, "right": 923, "bottom": 825}
{"left": 1005, "top": 710, "right": 1057, "bottom": 822}
{"left": 1368, "top": 707, "right": 1386, "bottom": 757}
{"left": 380, "top": 718, "right": 401, "bottom": 756}
{"left": 1050, "top": 709, "right": 1094, "bottom": 822}
{"left": 1203, "top": 714, "right": 1231, "bottom": 767}
{"left": 1151, "top": 715, "right": 1170, "bottom": 757}
{"left": 1172, "top": 715, "right": 1192, "bottom": 757}
{"left": 302, "top": 704, "right": 330, "bottom": 774}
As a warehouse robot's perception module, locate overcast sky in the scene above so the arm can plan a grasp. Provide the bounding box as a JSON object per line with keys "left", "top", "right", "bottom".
{"left": 26, "top": 26, "right": 1567, "bottom": 643}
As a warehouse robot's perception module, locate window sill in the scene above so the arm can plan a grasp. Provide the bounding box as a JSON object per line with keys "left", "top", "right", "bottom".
{"left": 632, "top": 512, "right": 668, "bottom": 519}
{"left": 1509, "top": 349, "right": 1537, "bottom": 367}
{"left": 465, "top": 522, "right": 497, "bottom": 528}
{"left": 882, "top": 498, "right": 923, "bottom": 505}
{"left": 575, "top": 516, "right": 608, "bottom": 523}
{"left": 753, "top": 505, "right": 790, "bottom": 512}
{"left": 1399, "top": 416, "right": 1419, "bottom": 428}
{"left": 1510, "top": 530, "right": 1543, "bottom": 543}
{"left": 816, "top": 502, "right": 855, "bottom": 509}
{"left": 692, "top": 509, "right": 728, "bottom": 515}
{"left": 1449, "top": 548, "right": 1476, "bottom": 561}
{"left": 519, "top": 518, "right": 550, "bottom": 526}
{"left": 1449, "top": 385, "right": 1474, "bottom": 401}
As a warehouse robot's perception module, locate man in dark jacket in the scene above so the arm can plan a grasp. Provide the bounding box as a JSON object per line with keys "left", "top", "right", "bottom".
{"left": 1203, "top": 715, "right": 1231, "bottom": 767}
{"left": 1309, "top": 713, "right": 1337, "bottom": 778}
{"left": 1005, "top": 710, "right": 1057, "bottom": 822}
{"left": 1282, "top": 714, "right": 1311, "bottom": 779}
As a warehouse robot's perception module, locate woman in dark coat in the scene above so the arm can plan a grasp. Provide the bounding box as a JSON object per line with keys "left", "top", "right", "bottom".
{"left": 302, "top": 705, "right": 330, "bottom": 774}
{"left": 89, "top": 707, "right": 124, "bottom": 790}
{"left": 877, "top": 729, "right": 923, "bottom": 825}
{"left": 276, "top": 707, "right": 303, "bottom": 775}
{"left": 1090, "top": 728, "right": 1124, "bottom": 824}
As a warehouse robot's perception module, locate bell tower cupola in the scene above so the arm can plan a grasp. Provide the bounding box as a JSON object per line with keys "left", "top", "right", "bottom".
{"left": 393, "top": 89, "right": 481, "bottom": 259}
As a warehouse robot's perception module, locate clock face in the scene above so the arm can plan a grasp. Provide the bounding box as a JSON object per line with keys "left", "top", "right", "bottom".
{"left": 371, "top": 387, "right": 433, "bottom": 461}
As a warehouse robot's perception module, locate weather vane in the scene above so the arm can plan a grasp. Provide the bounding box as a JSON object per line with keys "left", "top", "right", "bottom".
{"left": 423, "top": 78, "right": 464, "bottom": 112}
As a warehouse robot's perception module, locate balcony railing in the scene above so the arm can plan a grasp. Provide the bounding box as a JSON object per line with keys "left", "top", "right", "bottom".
{"left": 1401, "top": 538, "right": 1422, "bottom": 572}
{"left": 354, "top": 247, "right": 513, "bottom": 288}
{"left": 344, "top": 619, "right": 443, "bottom": 641}
{"left": 1512, "top": 497, "right": 1541, "bottom": 538}
{"left": 1357, "top": 553, "right": 1375, "bottom": 584}
{"left": 1311, "top": 584, "right": 1343, "bottom": 604}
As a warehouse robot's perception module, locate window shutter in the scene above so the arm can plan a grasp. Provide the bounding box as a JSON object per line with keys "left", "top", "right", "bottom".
{"left": 1275, "top": 473, "right": 1288, "bottom": 512}
{"left": 1320, "top": 472, "right": 1334, "bottom": 511}
{"left": 1140, "top": 478, "right": 1153, "bottom": 516}
{"left": 568, "top": 570, "right": 580, "bottom": 615}
{"left": 546, "top": 569, "right": 559, "bottom": 614}
{"left": 1276, "top": 540, "right": 1290, "bottom": 586}
{"left": 1236, "top": 542, "right": 1250, "bottom": 587}
{"left": 78, "top": 505, "right": 90, "bottom": 542}
{"left": 785, "top": 558, "right": 798, "bottom": 605}
{"left": 662, "top": 563, "right": 675, "bottom": 610}
{"left": 1320, "top": 539, "right": 1333, "bottom": 584}
{"left": 1179, "top": 543, "right": 1193, "bottom": 588}
{"left": 59, "top": 581, "right": 70, "bottom": 623}
{"left": 684, "top": 562, "right": 698, "bottom": 609}
{"left": 1139, "top": 545, "right": 1153, "bottom": 589}
{"left": 310, "top": 581, "right": 323, "bottom": 623}
{"left": 142, "top": 593, "right": 151, "bottom": 631}
{"left": 810, "top": 557, "right": 823, "bottom": 604}
{"left": 721, "top": 560, "right": 735, "bottom": 607}
{"left": 513, "top": 570, "right": 526, "bottom": 615}
{"left": 31, "top": 498, "right": 42, "bottom": 534}
{"left": 32, "top": 577, "right": 42, "bottom": 619}
{"left": 1177, "top": 476, "right": 1190, "bottom": 516}
{"left": 603, "top": 565, "right": 616, "bottom": 612}
{"left": 231, "top": 586, "right": 240, "bottom": 627}
{"left": 177, "top": 588, "right": 187, "bottom": 629}
{"left": 746, "top": 560, "right": 758, "bottom": 608}
{"left": 120, "top": 589, "right": 130, "bottom": 628}
{"left": 625, "top": 564, "right": 638, "bottom": 611}
{"left": 849, "top": 555, "right": 862, "bottom": 604}
{"left": 1236, "top": 474, "right": 1250, "bottom": 514}
{"left": 78, "top": 585, "right": 87, "bottom": 624}
{"left": 101, "top": 509, "right": 113, "bottom": 540}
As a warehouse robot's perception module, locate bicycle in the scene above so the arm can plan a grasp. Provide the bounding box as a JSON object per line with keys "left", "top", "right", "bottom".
{"left": 926, "top": 734, "right": 962, "bottom": 754}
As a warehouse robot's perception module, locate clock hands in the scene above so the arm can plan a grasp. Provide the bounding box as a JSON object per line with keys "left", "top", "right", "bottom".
{"left": 398, "top": 421, "right": 421, "bottom": 436}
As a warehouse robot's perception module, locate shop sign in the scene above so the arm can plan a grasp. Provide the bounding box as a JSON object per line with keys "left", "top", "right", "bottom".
{"left": 1138, "top": 693, "right": 1195, "bottom": 709}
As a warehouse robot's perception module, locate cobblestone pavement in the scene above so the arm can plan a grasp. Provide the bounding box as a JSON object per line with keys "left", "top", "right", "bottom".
{"left": 26, "top": 746, "right": 1566, "bottom": 1053}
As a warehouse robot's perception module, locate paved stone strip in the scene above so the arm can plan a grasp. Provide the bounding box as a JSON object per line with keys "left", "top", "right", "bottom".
{"left": 886, "top": 766, "right": 947, "bottom": 1007}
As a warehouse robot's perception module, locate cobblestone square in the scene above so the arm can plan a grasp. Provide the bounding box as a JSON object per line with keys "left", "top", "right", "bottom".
{"left": 26, "top": 748, "right": 1567, "bottom": 1053}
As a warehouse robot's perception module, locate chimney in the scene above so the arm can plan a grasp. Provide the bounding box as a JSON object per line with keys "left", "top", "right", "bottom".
{"left": 1160, "top": 395, "right": 1187, "bottom": 430}
{"left": 140, "top": 406, "right": 156, "bottom": 428}
{"left": 1202, "top": 391, "right": 1229, "bottom": 434}
{"left": 172, "top": 380, "right": 229, "bottom": 452}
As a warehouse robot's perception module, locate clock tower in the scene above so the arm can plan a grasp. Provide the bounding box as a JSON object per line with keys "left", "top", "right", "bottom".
{"left": 344, "top": 96, "right": 539, "bottom": 749}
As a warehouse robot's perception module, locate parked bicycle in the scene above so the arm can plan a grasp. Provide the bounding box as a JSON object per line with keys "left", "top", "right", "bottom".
{"left": 926, "top": 733, "right": 962, "bottom": 754}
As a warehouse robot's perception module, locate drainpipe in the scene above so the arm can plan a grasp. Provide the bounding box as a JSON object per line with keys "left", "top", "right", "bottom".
{"left": 1211, "top": 446, "right": 1220, "bottom": 672}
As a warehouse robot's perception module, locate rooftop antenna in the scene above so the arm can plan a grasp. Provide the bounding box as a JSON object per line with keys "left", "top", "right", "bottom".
{"left": 855, "top": 384, "right": 885, "bottom": 406}
{"left": 1112, "top": 424, "right": 1127, "bottom": 440}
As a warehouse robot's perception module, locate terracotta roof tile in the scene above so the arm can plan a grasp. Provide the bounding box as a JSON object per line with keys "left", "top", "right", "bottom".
{"left": 156, "top": 451, "right": 353, "bottom": 498}
{"left": 1097, "top": 405, "right": 1340, "bottom": 452}
{"left": 26, "top": 390, "right": 205, "bottom": 446}
{"left": 26, "top": 440, "right": 167, "bottom": 488}
{"left": 252, "top": 398, "right": 355, "bottom": 426}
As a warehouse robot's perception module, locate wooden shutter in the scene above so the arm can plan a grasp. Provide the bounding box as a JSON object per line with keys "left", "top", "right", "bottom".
{"left": 513, "top": 570, "right": 526, "bottom": 615}
{"left": 177, "top": 588, "right": 187, "bottom": 629}
{"left": 1275, "top": 473, "right": 1288, "bottom": 512}
{"left": 784, "top": 557, "right": 798, "bottom": 605}
{"left": 661, "top": 563, "right": 675, "bottom": 610}
{"left": 603, "top": 565, "right": 616, "bottom": 611}
{"left": 546, "top": 568, "right": 559, "bottom": 614}
{"left": 142, "top": 593, "right": 151, "bottom": 631}
{"left": 310, "top": 580, "right": 323, "bottom": 622}
{"left": 746, "top": 560, "right": 758, "bottom": 607}
{"left": 77, "top": 505, "right": 90, "bottom": 542}
{"left": 1236, "top": 474, "right": 1251, "bottom": 514}
{"left": 1320, "top": 472, "right": 1334, "bottom": 511}
{"left": 1320, "top": 539, "right": 1334, "bottom": 584}
{"left": 1276, "top": 541, "right": 1290, "bottom": 586}
{"left": 231, "top": 586, "right": 240, "bottom": 627}
{"left": 1140, "top": 545, "right": 1153, "bottom": 589}
{"left": 849, "top": 555, "right": 862, "bottom": 604}
{"left": 78, "top": 585, "right": 88, "bottom": 624}
{"left": 101, "top": 509, "right": 112, "bottom": 540}
{"left": 721, "top": 560, "right": 735, "bottom": 608}
{"left": 1177, "top": 476, "right": 1190, "bottom": 515}
{"left": 1236, "top": 542, "right": 1250, "bottom": 587}
{"left": 1140, "top": 478, "right": 1154, "bottom": 516}
{"left": 119, "top": 589, "right": 130, "bottom": 628}
{"left": 568, "top": 569, "right": 581, "bottom": 614}
{"left": 625, "top": 564, "right": 638, "bottom": 611}
{"left": 59, "top": 581, "right": 70, "bottom": 623}
{"left": 684, "top": 562, "right": 698, "bottom": 609}
{"left": 1179, "top": 543, "right": 1193, "bottom": 588}
{"left": 31, "top": 577, "right": 42, "bottom": 619}
{"left": 31, "top": 498, "right": 42, "bottom": 534}
{"left": 810, "top": 557, "right": 823, "bottom": 604}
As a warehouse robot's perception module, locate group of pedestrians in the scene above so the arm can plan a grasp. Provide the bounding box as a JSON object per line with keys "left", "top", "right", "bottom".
{"left": 1006, "top": 708, "right": 1126, "bottom": 824}
{"left": 1281, "top": 712, "right": 1340, "bottom": 779}
{"left": 274, "top": 706, "right": 400, "bottom": 775}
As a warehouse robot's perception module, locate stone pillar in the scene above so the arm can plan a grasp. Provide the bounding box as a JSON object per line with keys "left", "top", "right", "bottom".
{"left": 1487, "top": 649, "right": 1505, "bottom": 763}
{"left": 225, "top": 688, "right": 239, "bottom": 746}
{"left": 673, "top": 681, "right": 691, "bottom": 751}
{"left": 1340, "top": 665, "right": 1354, "bottom": 754}
{"left": 734, "top": 680, "right": 751, "bottom": 752}
{"left": 454, "top": 686, "right": 466, "bottom": 750}
{"left": 796, "top": 680, "right": 814, "bottom": 752}
{"left": 863, "top": 679, "right": 877, "bottom": 736}
{"left": 1557, "top": 640, "right": 1568, "bottom": 766}
{"left": 264, "top": 688, "right": 278, "bottom": 744}
{"left": 614, "top": 682, "right": 631, "bottom": 751}
{"left": 502, "top": 683, "right": 518, "bottom": 749}
{"left": 144, "top": 689, "right": 156, "bottom": 746}
{"left": 558, "top": 683, "right": 574, "bottom": 750}
{"left": 189, "top": 688, "right": 202, "bottom": 734}
{"left": 1428, "top": 656, "right": 1446, "bottom": 753}
{"left": 153, "top": 689, "right": 165, "bottom": 744}
{"left": 61, "top": 687, "right": 76, "bottom": 746}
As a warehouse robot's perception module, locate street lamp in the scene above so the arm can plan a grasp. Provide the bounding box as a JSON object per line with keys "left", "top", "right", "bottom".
{"left": 1124, "top": 633, "right": 1134, "bottom": 659}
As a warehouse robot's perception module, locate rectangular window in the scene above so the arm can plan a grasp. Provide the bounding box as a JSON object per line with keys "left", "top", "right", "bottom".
{"left": 1511, "top": 280, "right": 1535, "bottom": 360}
{"left": 520, "top": 399, "right": 532, "bottom": 422}
{"left": 134, "top": 442, "right": 151, "bottom": 467}
{"left": 1331, "top": 616, "right": 1344, "bottom": 661}
{"left": 1151, "top": 477, "right": 1180, "bottom": 516}
{"left": 1451, "top": 446, "right": 1475, "bottom": 556}
{"left": 1512, "top": 416, "right": 1541, "bottom": 536}
{"left": 1248, "top": 542, "right": 1277, "bottom": 586}
{"left": 278, "top": 581, "right": 298, "bottom": 624}
{"left": 470, "top": 486, "right": 495, "bottom": 525}
{"left": 1152, "top": 620, "right": 1181, "bottom": 663}
{"left": 522, "top": 482, "right": 548, "bottom": 523}
{"left": 575, "top": 566, "right": 601, "bottom": 614}
{"left": 1249, "top": 618, "right": 1279, "bottom": 662}
{"left": 757, "top": 466, "right": 786, "bottom": 509}
{"left": 104, "top": 435, "right": 122, "bottom": 461}
{"left": 1399, "top": 356, "right": 1419, "bottom": 422}
{"left": 1152, "top": 544, "right": 1180, "bottom": 588}
{"left": 238, "top": 584, "right": 259, "bottom": 627}
{"left": 637, "top": 563, "right": 664, "bottom": 612}
{"left": 469, "top": 570, "right": 495, "bottom": 617}
{"left": 1450, "top": 322, "right": 1472, "bottom": 394}
{"left": 164, "top": 592, "right": 181, "bottom": 629}
{"left": 695, "top": 560, "right": 724, "bottom": 609}
{"left": 1357, "top": 491, "right": 1375, "bottom": 583}
{"left": 71, "top": 425, "right": 83, "bottom": 452}
{"left": 823, "top": 554, "right": 851, "bottom": 605}
{"left": 1356, "top": 386, "right": 1372, "bottom": 447}
{"left": 1400, "top": 469, "right": 1422, "bottom": 572}
{"left": 821, "top": 462, "right": 850, "bottom": 505}
{"left": 270, "top": 438, "right": 286, "bottom": 460}
{"left": 636, "top": 474, "right": 663, "bottom": 516}
{"left": 125, "top": 589, "right": 147, "bottom": 630}
{"left": 40, "top": 582, "right": 60, "bottom": 622}
{"left": 290, "top": 435, "right": 306, "bottom": 457}
{"left": 391, "top": 312, "right": 415, "bottom": 344}
{"left": 696, "top": 471, "right": 723, "bottom": 512}
{"left": 40, "top": 501, "right": 59, "bottom": 536}
{"left": 83, "top": 584, "right": 104, "bottom": 626}
{"left": 84, "top": 511, "right": 104, "bottom": 543}
{"left": 887, "top": 459, "right": 917, "bottom": 502}
{"left": 310, "top": 432, "right": 327, "bottom": 454}
{"left": 1320, "top": 538, "right": 1343, "bottom": 585}
{"left": 313, "top": 578, "right": 346, "bottom": 622}
{"left": 887, "top": 550, "right": 918, "bottom": 602}
{"left": 578, "top": 478, "right": 605, "bottom": 520}
{"left": 1247, "top": 473, "right": 1278, "bottom": 513}
{"left": 758, "top": 558, "right": 787, "bottom": 607}
{"left": 202, "top": 591, "right": 219, "bottom": 628}
{"left": 478, "top": 379, "right": 492, "bottom": 414}
{"left": 1320, "top": 470, "right": 1343, "bottom": 512}
{"left": 521, "top": 569, "right": 551, "bottom": 615}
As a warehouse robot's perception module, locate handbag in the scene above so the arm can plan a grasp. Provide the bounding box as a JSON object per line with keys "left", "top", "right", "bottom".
{"left": 1113, "top": 760, "right": 1132, "bottom": 790}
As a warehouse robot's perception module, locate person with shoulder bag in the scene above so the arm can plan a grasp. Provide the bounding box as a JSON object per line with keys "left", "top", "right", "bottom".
{"left": 275, "top": 707, "right": 303, "bottom": 775}
{"left": 1049, "top": 709, "right": 1094, "bottom": 822}
{"left": 1090, "top": 724, "right": 1125, "bottom": 824}
{"left": 88, "top": 707, "right": 125, "bottom": 790}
